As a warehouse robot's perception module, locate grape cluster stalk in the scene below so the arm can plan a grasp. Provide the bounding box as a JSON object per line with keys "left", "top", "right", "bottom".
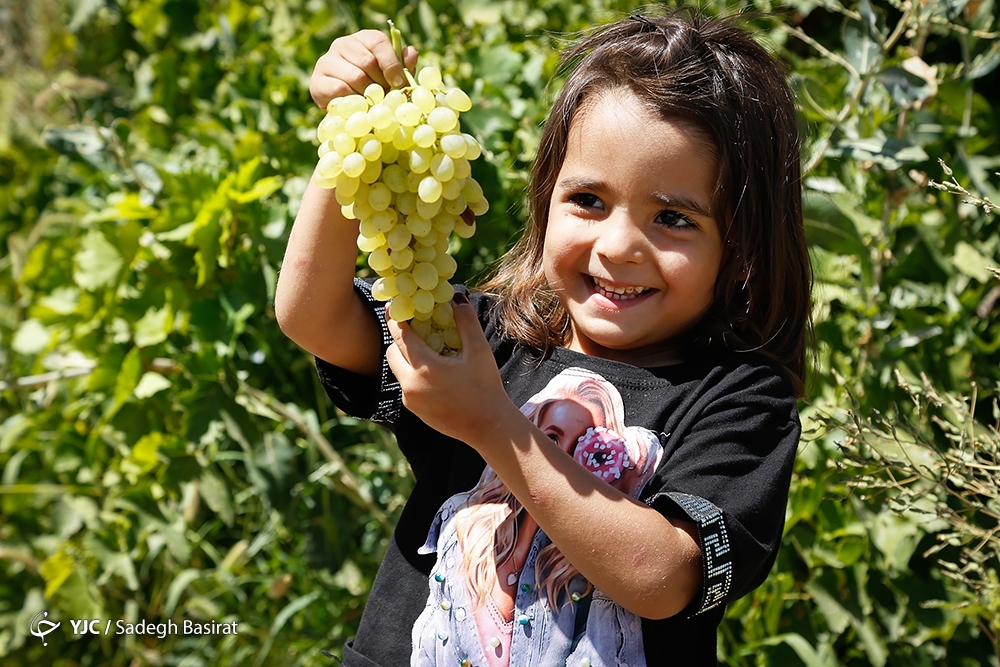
{"left": 313, "top": 56, "right": 488, "bottom": 355}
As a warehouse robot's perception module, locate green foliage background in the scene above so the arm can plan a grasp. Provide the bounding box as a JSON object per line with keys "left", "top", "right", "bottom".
{"left": 1, "top": 0, "right": 999, "bottom": 665}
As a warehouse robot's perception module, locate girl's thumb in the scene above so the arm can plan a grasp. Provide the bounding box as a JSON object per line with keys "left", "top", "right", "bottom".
{"left": 451, "top": 292, "right": 483, "bottom": 346}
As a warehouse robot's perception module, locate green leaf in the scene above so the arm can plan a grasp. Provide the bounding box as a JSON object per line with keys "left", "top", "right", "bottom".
{"left": 163, "top": 568, "right": 201, "bottom": 616}
{"left": 113, "top": 347, "right": 143, "bottom": 410}
{"left": 756, "top": 633, "right": 837, "bottom": 667}
{"left": 271, "top": 589, "right": 321, "bottom": 634}
{"left": 199, "top": 471, "right": 235, "bottom": 527}
{"left": 127, "top": 433, "right": 163, "bottom": 475}
{"left": 843, "top": 20, "right": 882, "bottom": 77}
{"left": 952, "top": 241, "right": 994, "bottom": 282}
{"left": 39, "top": 550, "right": 76, "bottom": 598}
{"left": 134, "top": 371, "right": 172, "bottom": 399}
{"left": 74, "top": 229, "right": 123, "bottom": 290}
{"left": 134, "top": 305, "right": 173, "bottom": 348}
{"left": 188, "top": 174, "right": 235, "bottom": 287}
{"left": 230, "top": 176, "right": 284, "bottom": 204}
{"left": 12, "top": 318, "right": 52, "bottom": 355}
{"left": 97, "top": 552, "right": 140, "bottom": 591}
{"left": 877, "top": 66, "right": 936, "bottom": 106}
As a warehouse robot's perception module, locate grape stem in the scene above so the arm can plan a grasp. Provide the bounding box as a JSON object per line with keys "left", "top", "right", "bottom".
{"left": 387, "top": 20, "right": 418, "bottom": 89}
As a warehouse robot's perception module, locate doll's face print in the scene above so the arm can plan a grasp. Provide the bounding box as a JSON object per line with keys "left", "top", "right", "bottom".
{"left": 519, "top": 369, "right": 663, "bottom": 498}
{"left": 535, "top": 399, "right": 603, "bottom": 454}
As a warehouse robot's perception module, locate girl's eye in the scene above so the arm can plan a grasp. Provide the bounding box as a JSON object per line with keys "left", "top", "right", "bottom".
{"left": 655, "top": 210, "right": 695, "bottom": 228}
{"left": 569, "top": 193, "right": 604, "bottom": 210}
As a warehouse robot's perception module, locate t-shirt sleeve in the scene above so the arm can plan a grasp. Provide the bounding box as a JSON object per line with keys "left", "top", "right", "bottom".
{"left": 640, "top": 362, "right": 800, "bottom": 618}
{"left": 314, "top": 277, "right": 403, "bottom": 425}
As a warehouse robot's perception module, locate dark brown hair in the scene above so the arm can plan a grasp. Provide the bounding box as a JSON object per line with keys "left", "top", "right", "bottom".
{"left": 481, "top": 8, "right": 812, "bottom": 396}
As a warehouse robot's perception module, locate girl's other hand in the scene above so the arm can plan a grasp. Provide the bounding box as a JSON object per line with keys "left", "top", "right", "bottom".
{"left": 310, "top": 29, "right": 419, "bottom": 110}
{"left": 385, "top": 296, "right": 516, "bottom": 445}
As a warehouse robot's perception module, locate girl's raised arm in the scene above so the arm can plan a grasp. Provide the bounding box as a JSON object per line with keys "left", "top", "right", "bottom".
{"left": 275, "top": 31, "right": 417, "bottom": 377}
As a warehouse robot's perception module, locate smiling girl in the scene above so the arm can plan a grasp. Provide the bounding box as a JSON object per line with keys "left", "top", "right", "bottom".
{"left": 276, "top": 8, "right": 811, "bottom": 666}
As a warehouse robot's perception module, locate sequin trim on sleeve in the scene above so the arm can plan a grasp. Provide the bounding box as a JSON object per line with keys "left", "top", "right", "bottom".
{"left": 354, "top": 277, "right": 402, "bottom": 424}
{"left": 646, "top": 491, "right": 732, "bottom": 616}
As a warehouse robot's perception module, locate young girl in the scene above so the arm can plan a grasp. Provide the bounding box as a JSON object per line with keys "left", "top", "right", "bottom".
{"left": 276, "top": 8, "right": 811, "bottom": 666}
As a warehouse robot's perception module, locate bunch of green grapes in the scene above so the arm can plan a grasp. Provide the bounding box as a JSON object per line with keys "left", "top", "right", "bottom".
{"left": 313, "top": 59, "right": 488, "bottom": 355}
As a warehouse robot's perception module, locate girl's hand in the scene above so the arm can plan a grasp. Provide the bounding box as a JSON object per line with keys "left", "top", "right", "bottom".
{"left": 310, "top": 30, "right": 419, "bottom": 110}
{"left": 385, "top": 295, "right": 517, "bottom": 445}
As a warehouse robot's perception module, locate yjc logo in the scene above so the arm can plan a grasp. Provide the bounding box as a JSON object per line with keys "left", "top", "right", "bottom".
{"left": 69, "top": 619, "right": 106, "bottom": 635}
{"left": 29, "top": 611, "right": 61, "bottom": 646}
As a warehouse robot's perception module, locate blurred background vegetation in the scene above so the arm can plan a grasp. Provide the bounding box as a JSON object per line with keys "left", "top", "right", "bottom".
{"left": 1, "top": 0, "right": 998, "bottom": 664}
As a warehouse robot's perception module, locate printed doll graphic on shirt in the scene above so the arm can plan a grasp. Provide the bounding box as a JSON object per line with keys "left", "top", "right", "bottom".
{"left": 411, "top": 367, "right": 664, "bottom": 667}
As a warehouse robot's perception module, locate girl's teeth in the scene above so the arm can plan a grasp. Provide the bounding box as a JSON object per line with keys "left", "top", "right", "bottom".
{"left": 592, "top": 276, "right": 648, "bottom": 299}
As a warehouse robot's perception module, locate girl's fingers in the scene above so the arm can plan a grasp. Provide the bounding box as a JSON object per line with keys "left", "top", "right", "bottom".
{"left": 311, "top": 32, "right": 420, "bottom": 109}
{"left": 311, "top": 62, "right": 368, "bottom": 107}
{"left": 402, "top": 45, "right": 419, "bottom": 76}
{"left": 385, "top": 313, "right": 426, "bottom": 368}
{"left": 344, "top": 30, "right": 397, "bottom": 89}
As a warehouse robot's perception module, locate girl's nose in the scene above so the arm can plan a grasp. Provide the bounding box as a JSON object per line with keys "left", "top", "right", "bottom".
{"left": 593, "top": 214, "right": 645, "bottom": 264}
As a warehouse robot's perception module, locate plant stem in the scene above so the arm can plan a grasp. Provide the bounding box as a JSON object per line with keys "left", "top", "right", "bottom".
{"left": 386, "top": 19, "right": 417, "bottom": 88}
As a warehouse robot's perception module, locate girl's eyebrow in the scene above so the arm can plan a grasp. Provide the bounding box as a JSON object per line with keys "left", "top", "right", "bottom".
{"left": 556, "top": 176, "right": 713, "bottom": 219}
{"left": 649, "top": 190, "right": 714, "bottom": 219}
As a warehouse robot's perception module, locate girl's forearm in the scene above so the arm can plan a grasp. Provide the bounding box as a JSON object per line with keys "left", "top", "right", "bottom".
{"left": 275, "top": 172, "right": 380, "bottom": 374}
{"left": 471, "top": 403, "right": 702, "bottom": 620}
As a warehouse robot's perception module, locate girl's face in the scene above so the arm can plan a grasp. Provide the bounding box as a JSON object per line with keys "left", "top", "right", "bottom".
{"left": 543, "top": 89, "right": 723, "bottom": 366}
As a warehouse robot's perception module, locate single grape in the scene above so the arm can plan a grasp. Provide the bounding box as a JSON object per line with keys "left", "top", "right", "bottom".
{"left": 318, "top": 114, "right": 346, "bottom": 142}
{"left": 442, "top": 327, "right": 462, "bottom": 350}
{"left": 432, "top": 279, "right": 455, "bottom": 304}
{"left": 368, "top": 247, "right": 392, "bottom": 273}
{"left": 405, "top": 214, "right": 433, "bottom": 237}
{"left": 371, "top": 276, "right": 397, "bottom": 300}
{"left": 415, "top": 196, "right": 442, "bottom": 219}
{"left": 445, "top": 88, "right": 472, "bottom": 112}
{"left": 382, "top": 89, "right": 406, "bottom": 111}
{"left": 417, "top": 66, "right": 443, "bottom": 90}
{"left": 357, "top": 232, "right": 385, "bottom": 253}
{"left": 364, "top": 82, "right": 385, "bottom": 104}
{"left": 390, "top": 246, "right": 414, "bottom": 270}
{"left": 409, "top": 147, "right": 432, "bottom": 174}
{"left": 394, "top": 273, "right": 417, "bottom": 297}
{"left": 430, "top": 153, "right": 455, "bottom": 182}
{"left": 345, "top": 111, "right": 373, "bottom": 137}
{"left": 368, "top": 183, "right": 392, "bottom": 211}
{"left": 412, "top": 124, "right": 437, "bottom": 149}
{"left": 333, "top": 133, "right": 356, "bottom": 156}
{"left": 427, "top": 107, "right": 458, "bottom": 133}
{"left": 388, "top": 295, "right": 415, "bottom": 321}
{"left": 317, "top": 151, "right": 343, "bottom": 180}
{"left": 432, "top": 302, "right": 455, "bottom": 328}
{"left": 342, "top": 152, "right": 366, "bottom": 178}
{"left": 358, "top": 135, "right": 383, "bottom": 162}
{"left": 411, "top": 86, "right": 436, "bottom": 113}
{"left": 418, "top": 176, "right": 443, "bottom": 203}
{"left": 440, "top": 133, "right": 467, "bottom": 159}
{"left": 444, "top": 194, "right": 468, "bottom": 216}
{"left": 396, "top": 102, "right": 422, "bottom": 127}
{"left": 432, "top": 252, "right": 457, "bottom": 280}
{"left": 412, "top": 262, "right": 439, "bottom": 290}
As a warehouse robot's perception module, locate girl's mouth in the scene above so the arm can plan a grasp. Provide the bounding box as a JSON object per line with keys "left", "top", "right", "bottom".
{"left": 589, "top": 275, "right": 654, "bottom": 302}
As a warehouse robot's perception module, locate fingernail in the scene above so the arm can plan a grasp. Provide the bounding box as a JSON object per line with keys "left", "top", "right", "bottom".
{"left": 453, "top": 292, "right": 470, "bottom": 305}
{"left": 392, "top": 74, "right": 404, "bottom": 87}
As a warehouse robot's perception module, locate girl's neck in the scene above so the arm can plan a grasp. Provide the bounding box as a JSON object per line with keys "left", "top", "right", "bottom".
{"left": 564, "top": 332, "right": 688, "bottom": 368}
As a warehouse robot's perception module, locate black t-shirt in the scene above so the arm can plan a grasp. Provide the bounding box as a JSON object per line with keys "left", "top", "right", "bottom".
{"left": 316, "top": 280, "right": 800, "bottom": 667}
